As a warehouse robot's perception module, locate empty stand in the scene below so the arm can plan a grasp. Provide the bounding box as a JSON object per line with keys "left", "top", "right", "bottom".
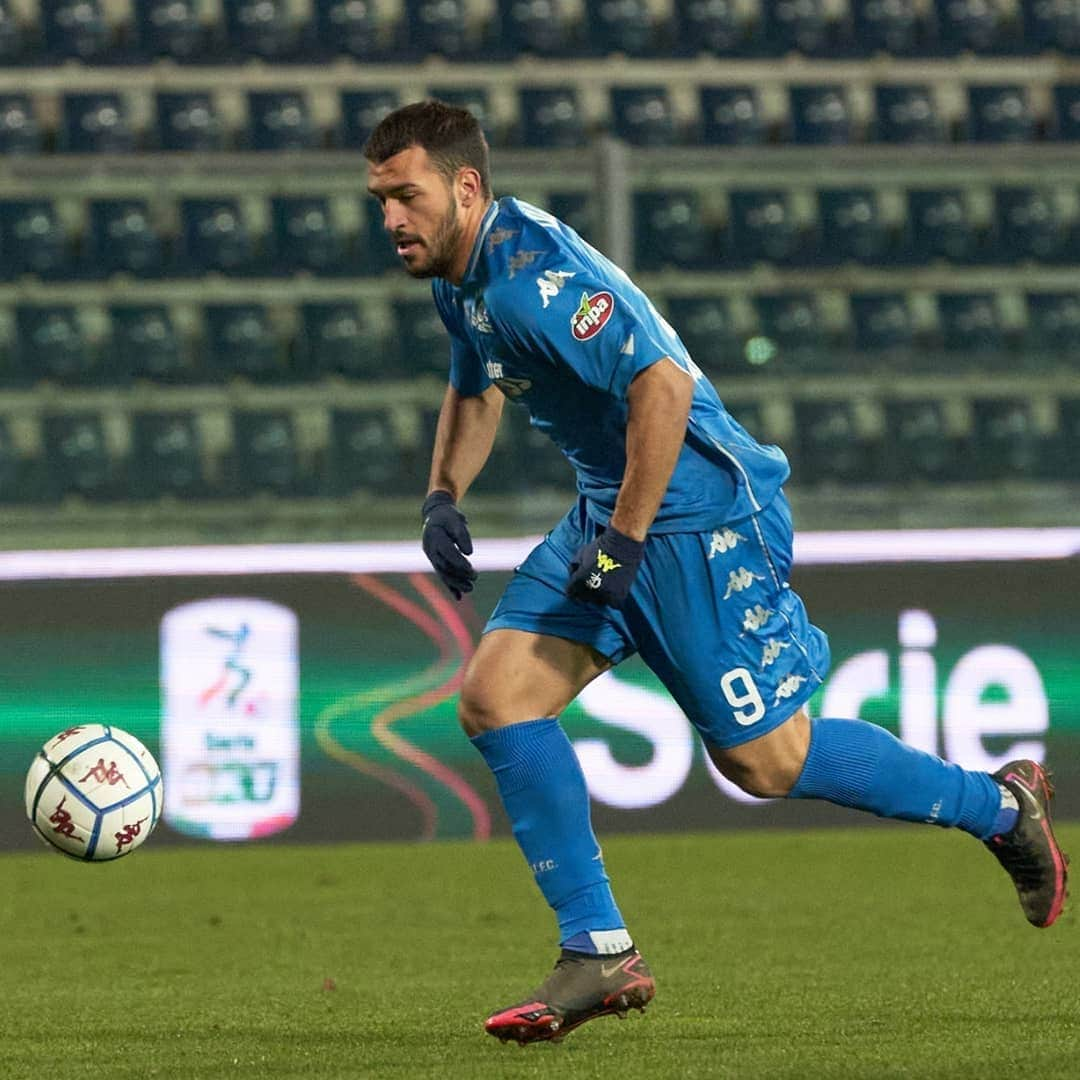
{"left": 610, "top": 87, "right": 677, "bottom": 146}
{"left": 222, "top": 0, "right": 300, "bottom": 59}
{"left": 270, "top": 197, "right": 344, "bottom": 275}
{"left": 231, "top": 411, "right": 306, "bottom": 495}
{"left": 110, "top": 305, "right": 193, "bottom": 383}
{"left": 136, "top": 0, "right": 205, "bottom": 60}
{"left": 0, "top": 94, "right": 41, "bottom": 155}
{"left": 16, "top": 305, "right": 100, "bottom": 383}
{"left": 726, "top": 189, "right": 803, "bottom": 266}
{"left": 497, "top": 0, "right": 577, "bottom": 57}
{"left": 328, "top": 408, "right": 405, "bottom": 494}
{"left": 314, "top": 0, "right": 381, "bottom": 58}
{"left": 131, "top": 411, "right": 207, "bottom": 497}
{"left": 518, "top": 87, "right": 587, "bottom": 148}
{"left": 794, "top": 400, "right": 877, "bottom": 484}
{"left": 850, "top": 293, "right": 915, "bottom": 355}
{"left": 179, "top": 199, "right": 254, "bottom": 275}
{"left": 43, "top": 413, "right": 114, "bottom": 499}
{"left": 156, "top": 92, "right": 225, "bottom": 152}
{"left": 885, "top": 400, "right": 961, "bottom": 481}
{"left": 993, "top": 187, "right": 1064, "bottom": 263}
{"left": 392, "top": 299, "right": 451, "bottom": 377}
{"left": 62, "top": 93, "right": 135, "bottom": 153}
{"left": 203, "top": 304, "right": 283, "bottom": 380}
{"left": 699, "top": 86, "right": 765, "bottom": 145}
{"left": 967, "top": 85, "right": 1034, "bottom": 142}
{"left": 584, "top": 0, "right": 656, "bottom": 56}
{"left": 42, "top": 0, "right": 109, "bottom": 61}
{"left": 403, "top": 0, "right": 472, "bottom": 59}
{"left": 874, "top": 84, "right": 941, "bottom": 143}
{"left": 972, "top": 398, "right": 1043, "bottom": 479}
{"left": 816, "top": 188, "right": 889, "bottom": 264}
{"left": 340, "top": 90, "right": 400, "bottom": 150}
{"left": 633, "top": 190, "right": 709, "bottom": 271}
{"left": 298, "top": 301, "right": 384, "bottom": 379}
{"left": 0, "top": 200, "right": 69, "bottom": 279}
{"left": 248, "top": 91, "right": 317, "bottom": 151}
{"left": 789, "top": 84, "right": 854, "bottom": 144}
{"left": 664, "top": 295, "right": 742, "bottom": 376}
{"left": 85, "top": 199, "right": 163, "bottom": 278}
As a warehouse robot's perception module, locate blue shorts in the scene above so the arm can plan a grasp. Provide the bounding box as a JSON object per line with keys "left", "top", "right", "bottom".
{"left": 485, "top": 493, "right": 831, "bottom": 749}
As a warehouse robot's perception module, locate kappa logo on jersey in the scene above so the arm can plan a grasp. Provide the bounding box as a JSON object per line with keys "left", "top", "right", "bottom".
{"left": 537, "top": 269, "right": 575, "bottom": 308}
{"left": 571, "top": 291, "right": 615, "bottom": 341}
{"left": 508, "top": 249, "right": 542, "bottom": 279}
{"left": 486, "top": 227, "right": 519, "bottom": 254}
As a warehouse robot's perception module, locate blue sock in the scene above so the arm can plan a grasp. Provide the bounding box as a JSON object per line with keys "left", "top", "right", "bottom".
{"left": 789, "top": 717, "right": 1007, "bottom": 840}
{"left": 471, "top": 718, "right": 629, "bottom": 952}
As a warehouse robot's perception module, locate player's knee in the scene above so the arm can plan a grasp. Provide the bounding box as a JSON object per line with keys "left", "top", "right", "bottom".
{"left": 716, "top": 755, "right": 803, "bottom": 799}
{"left": 707, "top": 710, "right": 811, "bottom": 798}
{"left": 457, "top": 675, "right": 500, "bottom": 738}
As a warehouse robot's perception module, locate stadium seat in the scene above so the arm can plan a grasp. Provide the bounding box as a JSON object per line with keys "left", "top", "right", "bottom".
{"left": 884, "top": 400, "right": 960, "bottom": 482}
{"left": 547, "top": 192, "right": 596, "bottom": 244}
{"left": 851, "top": 0, "right": 922, "bottom": 54}
{"left": 699, "top": 86, "right": 764, "bottom": 145}
{"left": 314, "top": 0, "right": 381, "bottom": 58}
{"left": 0, "top": 415, "right": 29, "bottom": 503}
{"left": 231, "top": 411, "right": 305, "bottom": 495}
{"left": 136, "top": 0, "right": 205, "bottom": 59}
{"left": 179, "top": 199, "right": 254, "bottom": 275}
{"left": 0, "top": 95, "right": 42, "bottom": 155}
{"left": 972, "top": 399, "right": 1042, "bottom": 479}
{"left": 270, "top": 197, "right": 344, "bottom": 275}
{"left": 1051, "top": 84, "right": 1080, "bottom": 140}
{"left": 1024, "top": 292, "right": 1080, "bottom": 363}
{"left": 937, "top": 292, "right": 1007, "bottom": 360}
{"left": 933, "top": 0, "right": 1008, "bottom": 53}
{"left": 993, "top": 187, "right": 1064, "bottom": 263}
{"left": 43, "top": 413, "right": 114, "bottom": 499}
{"left": 42, "top": 0, "right": 109, "bottom": 61}
{"left": 816, "top": 188, "right": 888, "bottom": 264}
{"left": 664, "top": 295, "right": 742, "bottom": 375}
{"left": 498, "top": 0, "right": 577, "bottom": 57}
{"left": 1059, "top": 398, "right": 1080, "bottom": 469}
{"left": 402, "top": 0, "right": 471, "bottom": 58}
{"left": 967, "top": 85, "right": 1034, "bottom": 142}
{"left": 633, "top": 191, "right": 709, "bottom": 270}
{"left": 427, "top": 87, "right": 496, "bottom": 143}
{"left": 726, "top": 189, "right": 801, "bottom": 266}
{"left": 339, "top": 90, "right": 400, "bottom": 150}
{"left": 789, "top": 85, "right": 853, "bottom": 144}
{"left": 793, "top": 400, "right": 875, "bottom": 484}
{"left": 16, "top": 305, "right": 97, "bottom": 383}
{"left": 0, "top": 200, "right": 69, "bottom": 279}
{"left": 672, "top": 0, "right": 753, "bottom": 56}
{"left": 327, "top": 408, "right": 404, "bottom": 494}
{"left": 110, "top": 305, "right": 194, "bottom": 383}
{"left": 0, "top": 0, "right": 24, "bottom": 63}
{"left": 85, "top": 200, "right": 163, "bottom": 278}
{"left": 248, "top": 91, "right": 316, "bottom": 151}
{"left": 610, "top": 87, "right": 677, "bottom": 146}
{"left": 61, "top": 94, "right": 135, "bottom": 154}
{"left": 754, "top": 293, "right": 826, "bottom": 368}
{"left": 203, "top": 304, "right": 283, "bottom": 380}
{"left": 584, "top": 0, "right": 656, "bottom": 56}
{"left": 392, "top": 299, "right": 450, "bottom": 377}
{"left": 156, "top": 92, "right": 225, "bottom": 152}
{"left": 222, "top": 0, "right": 299, "bottom": 58}
{"left": 905, "top": 188, "right": 978, "bottom": 263}
{"left": 1025, "top": 0, "right": 1080, "bottom": 53}
{"left": 763, "top": 0, "right": 834, "bottom": 55}
{"left": 874, "top": 85, "right": 941, "bottom": 143}
{"left": 850, "top": 293, "right": 914, "bottom": 354}
{"left": 518, "top": 87, "right": 586, "bottom": 148}
{"left": 298, "top": 301, "right": 383, "bottom": 379}
{"left": 131, "top": 411, "right": 207, "bottom": 498}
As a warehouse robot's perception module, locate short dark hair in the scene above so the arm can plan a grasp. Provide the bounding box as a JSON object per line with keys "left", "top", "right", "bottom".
{"left": 363, "top": 100, "right": 492, "bottom": 199}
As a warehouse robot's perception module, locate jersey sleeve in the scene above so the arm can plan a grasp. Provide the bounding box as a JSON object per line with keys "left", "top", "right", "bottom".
{"left": 487, "top": 264, "right": 687, "bottom": 399}
{"left": 431, "top": 281, "right": 492, "bottom": 397}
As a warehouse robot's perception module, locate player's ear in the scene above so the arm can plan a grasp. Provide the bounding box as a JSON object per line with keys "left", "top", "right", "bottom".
{"left": 456, "top": 166, "right": 483, "bottom": 209}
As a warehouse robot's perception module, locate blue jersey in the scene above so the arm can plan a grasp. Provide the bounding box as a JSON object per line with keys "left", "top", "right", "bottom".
{"left": 432, "top": 198, "right": 789, "bottom": 531}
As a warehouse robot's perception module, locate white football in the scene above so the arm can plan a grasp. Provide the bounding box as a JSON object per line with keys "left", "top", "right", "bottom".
{"left": 25, "top": 724, "right": 163, "bottom": 861}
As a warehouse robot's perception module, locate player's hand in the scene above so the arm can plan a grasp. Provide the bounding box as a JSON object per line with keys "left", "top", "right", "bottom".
{"left": 567, "top": 526, "right": 645, "bottom": 609}
{"left": 422, "top": 490, "right": 477, "bottom": 600}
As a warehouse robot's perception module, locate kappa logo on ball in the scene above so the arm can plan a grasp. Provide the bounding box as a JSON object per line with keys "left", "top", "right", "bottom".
{"left": 571, "top": 291, "right": 615, "bottom": 341}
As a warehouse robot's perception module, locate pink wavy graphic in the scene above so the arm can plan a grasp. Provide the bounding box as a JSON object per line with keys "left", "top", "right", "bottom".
{"left": 351, "top": 573, "right": 490, "bottom": 841}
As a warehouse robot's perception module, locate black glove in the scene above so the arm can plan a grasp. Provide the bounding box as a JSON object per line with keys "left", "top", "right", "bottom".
{"left": 567, "top": 525, "right": 645, "bottom": 609}
{"left": 421, "top": 490, "right": 477, "bottom": 600}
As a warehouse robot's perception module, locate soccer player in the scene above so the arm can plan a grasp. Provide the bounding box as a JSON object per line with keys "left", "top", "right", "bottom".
{"left": 363, "top": 101, "right": 1070, "bottom": 1045}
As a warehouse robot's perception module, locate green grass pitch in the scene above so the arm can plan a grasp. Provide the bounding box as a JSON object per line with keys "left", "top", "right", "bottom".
{"left": 2, "top": 825, "right": 1077, "bottom": 1080}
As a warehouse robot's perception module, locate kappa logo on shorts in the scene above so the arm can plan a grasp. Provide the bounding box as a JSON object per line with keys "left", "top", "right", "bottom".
{"left": 773, "top": 674, "right": 807, "bottom": 705}
{"left": 708, "top": 528, "right": 747, "bottom": 559}
{"left": 741, "top": 604, "right": 773, "bottom": 633}
{"left": 760, "top": 639, "right": 790, "bottom": 669}
{"left": 723, "top": 567, "right": 765, "bottom": 599}
{"left": 571, "top": 291, "right": 615, "bottom": 341}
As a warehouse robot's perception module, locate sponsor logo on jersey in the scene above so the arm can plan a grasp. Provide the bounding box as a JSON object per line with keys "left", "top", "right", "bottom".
{"left": 507, "top": 249, "right": 542, "bottom": 279}
{"left": 485, "top": 360, "right": 504, "bottom": 380}
{"left": 468, "top": 299, "right": 493, "bottom": 334}
{"left": 537, "top": 269, "right": 575, "bottom": 308}
{"left": 571, "top": 291, "right": 614, "bottom": 341}
{"left": 708, "top": 528, "right": 747, "bottom": 559}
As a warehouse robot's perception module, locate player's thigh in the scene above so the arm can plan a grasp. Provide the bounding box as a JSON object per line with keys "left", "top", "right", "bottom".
{"left": 459, "top": 628, "right": 612, "bottom": 736}
{"left": 628, "top": 496, "right": 831, "bottom": 752}
{"left": 704, "top": 706, "right": 811, "bottom": 798}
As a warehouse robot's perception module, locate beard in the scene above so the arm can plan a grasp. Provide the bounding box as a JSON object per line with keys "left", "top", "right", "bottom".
{"left": 401, "top": 195, "right": 464, "bottom": 280}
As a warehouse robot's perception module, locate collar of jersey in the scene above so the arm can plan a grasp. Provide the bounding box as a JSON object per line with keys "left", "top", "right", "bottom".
{"left": 461, "top": 200, "right": 500, "bottom": 286}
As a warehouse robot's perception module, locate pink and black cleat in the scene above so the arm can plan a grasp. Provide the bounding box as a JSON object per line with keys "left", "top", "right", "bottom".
{"left": 484, "top": 947, "right": 655, "bottom": 1045}
{"left": 985, "top": 760, "right": 1069, "bottom": 928}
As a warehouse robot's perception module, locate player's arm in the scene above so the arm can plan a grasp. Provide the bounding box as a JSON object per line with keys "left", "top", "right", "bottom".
{"left": 608, "top": 358, "right": 694, "bottom": 541}
{"left": 421, "top": 382, "right": 504, "bottom": 600}
{"left": 428, "top": 382, "right": 505, "bottom": 501}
